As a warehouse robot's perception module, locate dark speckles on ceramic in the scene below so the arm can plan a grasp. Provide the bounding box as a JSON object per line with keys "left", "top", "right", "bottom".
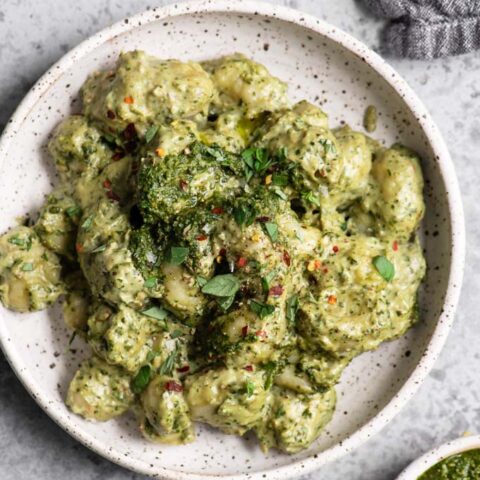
{"left": 0, "top": 1, "right": 465, "bottom": 480}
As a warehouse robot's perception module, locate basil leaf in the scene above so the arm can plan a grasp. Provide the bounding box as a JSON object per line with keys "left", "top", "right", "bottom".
{"left": 145, "top": 125, "right": 159, "bottom": 144}
{"left": 201, "top": 274, "right": 240, "bottom": 297}
{"left": 142, "top": 306, "right": 169, "bottom": 321}
{"left": 144, "top": 276, "right": 157, "bottom": 289}
{"left": 245, "top": 381, "right": 255, "bottom": 397}
{"left": 159, "top": 349, "right": 178, "bottom": 375}
{"left": 272, "top": 173, "right": 288, "bottom": 186}
{"left": 263, "top": 222, "right": 278, "bottom": 242}
{"left": 197, "top": 276, "right": 208, "bottom": 287}
{"left": 81, "top": 215, "right": 94, "bottom": 230}
{"left": 302, "top": 191, "right": 321, "bottom": 207}
{"left": 250, "top": 300, "right": 275, "bottom": 319}
{"left": 65, "top": 205, "right": 82, "bottom": 218}
{"left": 233, "top": 204, "right": 257, "bottom": 227}
{"left": 217, "top": 295, "right": 235, "bottom": 311}
{"left": 261, "top": 270, "right": 276, "bottom": 293}
{"left": 263, "top": 361, "right": 277, "bottom": 390}
{"left": 286, "top": 294, "right": 299, "bottom": 324}
{"left": 170, "top": 329, "right": 183, "bottom": 339}
{"left": 90, "top": 244, "right": 107, "bottom": 253}
{"left": 372, "top": 255, "right": 395, "bottom": 281}
{"left": 21, "top": 262, "right": 34, "bottom": 272}
{"left": 205, "top": 146, "right": 227, "bottom": 162}
{"left": 167, "top": 246, "right": 189, "bottom": 265}
{"left": 131, "top": 365, "right": 152, "bottom": 394}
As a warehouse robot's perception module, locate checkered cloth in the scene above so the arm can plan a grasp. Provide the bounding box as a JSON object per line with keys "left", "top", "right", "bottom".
{"left": 363, "top": 0, "right": 480, "bottom": 58}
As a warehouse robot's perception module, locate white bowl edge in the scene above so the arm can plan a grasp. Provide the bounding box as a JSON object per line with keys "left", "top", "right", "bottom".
{"left": 0, "top": 1, "right": 466, "bottom": 479}
{"left": 397, "top": 435, "right": 480, "bottom": 479}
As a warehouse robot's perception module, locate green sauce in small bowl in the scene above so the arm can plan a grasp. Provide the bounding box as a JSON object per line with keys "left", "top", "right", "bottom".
{"left": 418, "top": 449, "right": 480, "bottom": 479}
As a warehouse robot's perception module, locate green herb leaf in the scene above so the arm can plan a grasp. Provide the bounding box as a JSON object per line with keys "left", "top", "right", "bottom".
{"left": 145, "top": 125, "right": 159, "bottom": 144}
{"left": 261, "top": 270, "right": 276, "bottom": 293}
{"left": 217, "top": 295, "right": 235, "bottom": 311}
{"left": 263, "top": 361, "right": 277, "bottom": 390}
{"left": 170, "top": 329, "right": 183, "bottom": 339}
{"left": 205, "top": 146, "right": 227, "bottom": 162}
{"left": 159, "top": 349, "right": 178, "bottom": 376}
{"left": 65, "top": 205, "right": 82, "bottom": 218}
{"left": 166, "top": 246, "right": 189, "bottom": 265}
{"left": 142, "top": 306, "right": 169, "bottom": 321}
{"left": 272, "top": 173, "right": 288, "bottom": 186}
{"left": 8, "top": 234, "right": 31, "bottom": 250}
{"left": 144, "top": 276, "right": 157, "bottom": 289}
{"left": 302, "top": 191, "right": 321, "bottom": 207}
{"left": 131, "top": 365, "right": 152, "bottom": 394}
{"left": 201, "top": 274, "right": 240, "bottom": 297}
{"left": 286, "top": 294, "right": 299, "bottom": 324}
{"left": 90, "top": 244, "right": 107, "bottom": 253}
{"left": 233, "top": 204, "right": 257, "bottom": 227}
{"left": 21, "top": 262, "right": 34, "bottom": 272}
{"left": 263, "top": 222, "right": 278, "bottom": 242}
{"left": 81, "top": 215, "right": 94, "bottom": 230}
{"left": 340, "top": 221, "right": 348, "bottom": 232}
{"left": 197, "top": 276, "right": 208, "bottom": 287}
{"left": 245, "top": 381, "right": 255, "bottom": 397}
{"left": 250, "top": 300, "right": 275, "bottom": 319}
{"left": 372, "top": 255, "right": 395, "bottom": 281}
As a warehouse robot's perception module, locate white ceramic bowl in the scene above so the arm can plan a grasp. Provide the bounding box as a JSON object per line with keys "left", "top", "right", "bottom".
{"left": 0, "top": 1, "right": 465, "bottom": 479}
{"left": 397, "top": 435, "right": 480, "bottom": 479}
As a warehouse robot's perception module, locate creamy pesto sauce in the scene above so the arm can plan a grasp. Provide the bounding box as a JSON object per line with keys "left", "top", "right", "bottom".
{"left": 0, "top": 51, "right": 426, "bottom": 454}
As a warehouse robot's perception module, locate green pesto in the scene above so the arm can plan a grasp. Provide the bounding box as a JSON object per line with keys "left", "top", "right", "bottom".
{"left": 0, "top": 51, "right": 426, "bottom": 453}
{"left": 418, "top": 450, "right": 480, "bottom": 480}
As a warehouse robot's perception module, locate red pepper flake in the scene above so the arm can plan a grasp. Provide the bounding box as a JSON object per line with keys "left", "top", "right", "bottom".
{"left": 123, "top": 122, "right": 137, "bottom": 141}
{"left": 327, "top": 295, "right": 337, "bottom": 305}
{"left": 244, "top": 365, "right": 254, "bottom": 372}
{"left": 179, "top": 179, "right": 188, "bottom": 191}
{"left": 111, "top": 151, "right": 125, "bottom": 161}
{"left": 323, "top": 267, "right": 329, "bottom": 274}
{"left": 237, "top": 257, "right": 248, "bottom": 268}
{"left": 283, "top": 250, "right": 291, "bottom": 267}
{"left": 75, "top": 243, "right": 84, "bottom": 253}
{"left": 106, "top": 110, "right": 116, "bottom": 119}
{"left": 332, "top": 245, "right": 339, "bottom": 253}
{"left": 102, "top": 179, "right": 112, "bottom": 189}
{"left": 219, "top": 247, "right": 227, "bottom": 257}
{"left": 196, "top": 234, "right": 208, "bottom": 241}
{"left": 269, "top": 285, "right": 284, "bottom": 297}
{"left": 176, "top": 365, "right": 190, "bottom": 373}
{"left": 106, "top": 190, "right": 120, "bottom": 202}
{"left": 255, "top": 330, "right": 267, "bottom": 338}
{"left": 241, "top": 325, "right": 249, "bottom": 337}
{"left": 124, "top": 96, "right": 134, "bottom": 104}
{"left": 164, "top": 381, "right": 183, "bottom": 392}
{"left": 211, "top": 207, "right": 224, "bottom": 215}
{"left": 256, "top": 216, "right": 270, "bottom": 223}
{"left": 392, "top": 241, "right": 399, "bottom": 252}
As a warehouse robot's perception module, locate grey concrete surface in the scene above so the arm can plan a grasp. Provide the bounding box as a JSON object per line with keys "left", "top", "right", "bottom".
{"left": 0, "top": 1, "right": 478, "bottom": 479}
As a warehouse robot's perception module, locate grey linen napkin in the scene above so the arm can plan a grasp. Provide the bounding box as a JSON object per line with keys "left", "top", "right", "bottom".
{"left": 363, "top": 0, "right": 480, "bottom": 59}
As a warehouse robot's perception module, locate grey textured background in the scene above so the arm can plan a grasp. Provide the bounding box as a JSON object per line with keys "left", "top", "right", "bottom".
{"left": 0, "top": 1, "right": 478, "bottom": 479}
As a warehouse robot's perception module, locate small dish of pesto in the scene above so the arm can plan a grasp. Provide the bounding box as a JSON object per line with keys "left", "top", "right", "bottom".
{"left": 0, "top": 50, "right": 426, "bottom": 453}
{"left": 397, "top": 436, "right": 480, "bottom": 480}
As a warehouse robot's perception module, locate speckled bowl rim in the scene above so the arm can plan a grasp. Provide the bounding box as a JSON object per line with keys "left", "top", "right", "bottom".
{"left": 0, "top": 1, "right": 465, "bottom": 479}
{"left": 396, "top": 435, "right": 480, "bottom": 479}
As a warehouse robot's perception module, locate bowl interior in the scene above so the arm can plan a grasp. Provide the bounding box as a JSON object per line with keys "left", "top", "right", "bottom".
{"left": 0, "top": 5, "right": 455, "bottom": 479}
